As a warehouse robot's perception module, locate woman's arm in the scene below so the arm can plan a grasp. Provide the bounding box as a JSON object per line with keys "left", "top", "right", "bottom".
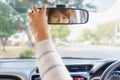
{"left": 28, "top": 5, "right": 72, "bottom": 80}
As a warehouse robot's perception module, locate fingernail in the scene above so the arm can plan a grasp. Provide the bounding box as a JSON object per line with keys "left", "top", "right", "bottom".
{"left": 32, "top": 6, "right": 36, "bottom": 9}
{"left": 43, "top": 5, "right": 46, "bottom": 8}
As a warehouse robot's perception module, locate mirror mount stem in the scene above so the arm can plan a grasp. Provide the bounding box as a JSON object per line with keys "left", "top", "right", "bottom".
{"left": 56, "top": 4, "right": 66, "bottom": 8}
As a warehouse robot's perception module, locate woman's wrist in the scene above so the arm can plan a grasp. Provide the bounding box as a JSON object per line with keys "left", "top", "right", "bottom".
{"left": 35, "top": 32, "right": 49, "bottom": 43}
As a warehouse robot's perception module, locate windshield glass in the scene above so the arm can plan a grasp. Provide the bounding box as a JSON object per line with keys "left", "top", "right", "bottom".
{"left": 0, "top": 0, "right": 120, "bottom": 59}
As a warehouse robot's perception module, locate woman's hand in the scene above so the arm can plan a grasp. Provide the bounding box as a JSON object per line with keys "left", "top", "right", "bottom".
{"left": 28, "top": 5, "right": 49, "bottom": 42}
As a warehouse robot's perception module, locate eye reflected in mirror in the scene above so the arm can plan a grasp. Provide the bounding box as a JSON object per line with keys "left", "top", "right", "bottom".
{"left": 46, "top": 8, "right": 89, "bottom": 24}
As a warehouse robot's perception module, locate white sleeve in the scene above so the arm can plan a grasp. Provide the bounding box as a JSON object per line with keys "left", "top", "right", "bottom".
{"left": 34, "top": 39, "right": 72, "bottom": 80}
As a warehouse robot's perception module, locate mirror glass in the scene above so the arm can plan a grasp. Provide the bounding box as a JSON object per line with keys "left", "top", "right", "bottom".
{"left": 38, "top": 8, "right": 89, "bottom": 24}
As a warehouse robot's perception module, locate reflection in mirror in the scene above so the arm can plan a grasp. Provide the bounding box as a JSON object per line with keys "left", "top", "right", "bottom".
{"left": 46, "top": 8, "right": 88, "bottom": 24}
{"left": 36, "top": 8, "right": 88, "bottom": 24}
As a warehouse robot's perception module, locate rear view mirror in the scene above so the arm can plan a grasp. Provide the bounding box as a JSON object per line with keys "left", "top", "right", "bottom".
{"left": 38, "top": 8, "right": 89, "bottom": 24}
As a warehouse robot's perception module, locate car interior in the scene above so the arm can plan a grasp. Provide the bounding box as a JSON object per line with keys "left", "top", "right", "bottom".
{"left": 0, "top": 0, "right": 120, "bottom": 80}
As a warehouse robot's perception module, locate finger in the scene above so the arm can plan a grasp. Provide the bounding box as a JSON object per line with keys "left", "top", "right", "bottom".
{"left": 32, "top": 6, "right": 39, "bottom": 15}
{"left": 40, "top": 5, "right": 46, "bottom": 16}
{"left": 28, "top": 12, "right": 33, "bottom": 19}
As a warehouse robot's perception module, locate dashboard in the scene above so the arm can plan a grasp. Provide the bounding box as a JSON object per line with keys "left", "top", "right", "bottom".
{"left": 0, "top": 58, "right": 117, "bottom": 80}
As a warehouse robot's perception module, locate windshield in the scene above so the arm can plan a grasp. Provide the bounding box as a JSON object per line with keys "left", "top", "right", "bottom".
{"left": 0, "top": 0, "right": 120, "bottom": 59}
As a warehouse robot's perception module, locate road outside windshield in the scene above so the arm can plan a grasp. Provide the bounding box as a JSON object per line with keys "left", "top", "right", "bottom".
{"left": 0, "top": 0, "right": 120, "bottom": 59}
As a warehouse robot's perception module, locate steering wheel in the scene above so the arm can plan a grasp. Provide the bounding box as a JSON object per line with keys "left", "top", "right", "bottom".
{"left": 100, "top": 60, "right": 120, "bottom": 80}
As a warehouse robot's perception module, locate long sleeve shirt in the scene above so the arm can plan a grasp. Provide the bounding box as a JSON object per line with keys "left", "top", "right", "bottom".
{"left": 34, "top": 39, "right": 72, "bottom": 80}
